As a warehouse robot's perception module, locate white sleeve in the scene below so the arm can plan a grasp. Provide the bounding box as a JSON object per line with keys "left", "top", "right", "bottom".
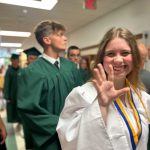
{"left": 57, "top": 83, "right": 107, "bottom": 150}
{"left": 142, "top": 91, "right": 150, "bottom": 124}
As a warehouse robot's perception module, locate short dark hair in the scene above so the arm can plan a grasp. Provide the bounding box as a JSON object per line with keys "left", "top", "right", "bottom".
{"left": 67, "top": 45, "right": 80, "bottom": 57}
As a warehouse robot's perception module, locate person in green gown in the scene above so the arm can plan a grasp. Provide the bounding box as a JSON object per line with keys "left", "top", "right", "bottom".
{"left": 3, "top": 54, "right": 21, "bottom": 124}
{"left": 67, "top": 46, "right": 91, "bottom": 83}
{"left": 19, "top": 47, "right": 42, "bottom": 149}
{"left": 67, "top": 45, "right": 81, "bottom": 68}
{"left": 17, "top": 20, "right": 83, "bottom": 150}
{"left": 24, "top": 47, "right": 41, "bottom": 65}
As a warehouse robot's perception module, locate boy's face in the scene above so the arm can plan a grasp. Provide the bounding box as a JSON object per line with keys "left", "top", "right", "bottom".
{"left": 11, "top": 59, "right": 19, "bottom": 68}
{"left": 68, "top": 49, "right": 80, "bottom": 64}
{"left": 48, "top": 30, "right": 67, "bottom": 52}
{"left": 27, "top": 55, "right": 38, "bottom": 65}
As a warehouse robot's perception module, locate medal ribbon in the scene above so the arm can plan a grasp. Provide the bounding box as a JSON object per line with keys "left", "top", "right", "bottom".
{"left": 126, "top": 79, "right": 150, "bottom": 123}
{"left": 114, "top": 89, "right": 142, "bottom": 150}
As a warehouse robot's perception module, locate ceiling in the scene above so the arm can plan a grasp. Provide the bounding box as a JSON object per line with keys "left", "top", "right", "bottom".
{"left": 0, "top": 0, "right": 133, "bottom": 51}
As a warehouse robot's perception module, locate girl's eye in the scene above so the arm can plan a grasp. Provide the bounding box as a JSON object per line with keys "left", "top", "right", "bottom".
{"left": 121, "top": 51, "right": 131, "bottom": 56}
{"left": 105, "top": 52, "right": 115, "bottom": 57}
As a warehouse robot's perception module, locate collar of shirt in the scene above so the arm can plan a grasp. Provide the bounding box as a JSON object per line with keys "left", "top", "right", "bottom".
{"left": 77, "top": 64, "right": 80, "bottom": 69}
{"left": 42, "top": 53, "right": 60, "bottom": 68}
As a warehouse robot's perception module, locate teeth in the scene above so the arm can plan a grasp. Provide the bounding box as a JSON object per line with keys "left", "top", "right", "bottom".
{"left": 113, "top": 66, "right": 124, "bottom": 71}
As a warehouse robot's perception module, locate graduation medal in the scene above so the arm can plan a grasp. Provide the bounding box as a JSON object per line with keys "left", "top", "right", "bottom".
{"left": 114, "top": 88, "right": 142, "bottom": 150}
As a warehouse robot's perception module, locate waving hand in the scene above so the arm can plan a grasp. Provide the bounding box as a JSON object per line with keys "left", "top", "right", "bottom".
{"left": 92, "top": 64, "right": 129, "bottom": 107}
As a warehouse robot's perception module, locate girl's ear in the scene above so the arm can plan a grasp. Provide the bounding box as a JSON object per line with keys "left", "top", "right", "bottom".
{"left": 43, "top": 36, "right": 51, "bottom": 45}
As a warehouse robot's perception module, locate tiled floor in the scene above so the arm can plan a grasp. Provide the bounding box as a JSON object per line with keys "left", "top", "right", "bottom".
{"left": 1, "top": 109, "right": 25, "bottom": 150}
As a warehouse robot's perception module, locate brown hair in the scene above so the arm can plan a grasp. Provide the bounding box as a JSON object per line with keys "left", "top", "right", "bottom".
{"left": 67, "top": 45, "right": 80, "bottom": 57}
{"left": 34, "top": 20, "right": 66, "bottom": 47}
{"left": 80, "top": 56, "right": 90, "bottom": 70}
{"left": 94, "top": 27, "right": 144, "bottom": 90}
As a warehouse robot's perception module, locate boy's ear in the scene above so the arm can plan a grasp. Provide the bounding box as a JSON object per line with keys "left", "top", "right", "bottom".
{"left": 43, "top": 37, "right": 51, "bottom": 45}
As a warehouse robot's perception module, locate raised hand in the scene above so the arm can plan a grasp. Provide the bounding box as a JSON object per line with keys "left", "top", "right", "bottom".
{"left": 92, "top": 64, "right": 129, "bottom": 107}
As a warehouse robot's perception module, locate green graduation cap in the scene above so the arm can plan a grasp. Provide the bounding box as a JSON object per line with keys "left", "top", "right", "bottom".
{"left": 11, "top": 53, "right": 19, "bottom": 59}
{"left": 24, "top": 47, "right": 41, "bottom": 57}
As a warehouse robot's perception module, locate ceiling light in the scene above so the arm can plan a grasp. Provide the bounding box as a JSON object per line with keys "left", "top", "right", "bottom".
{"left": 16, "top": 49, "right": 23, "bottom": 53}
{"left": 0, "top": 43, "right": 22, "bottom": 48}
{"left": 0, "top": 0, "right": 58, "bottom": 10}
{"left": 0, "top": 30, "right": 31, "bottom": 37}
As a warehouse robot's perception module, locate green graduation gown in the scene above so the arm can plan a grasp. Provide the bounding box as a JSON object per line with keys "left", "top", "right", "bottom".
{"left": 17, "top": 57, "right": 83, "bottom": 150}
{"left": 79, "top": 68, "right": 92, "bottom": 83}
{"left": 3, "top": 65, "right": 20, "bottom": 123}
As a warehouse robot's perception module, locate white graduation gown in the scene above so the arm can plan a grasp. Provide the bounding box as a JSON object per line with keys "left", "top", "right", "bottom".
{"left": 57, "top": 82, "right": 150, "bottom": 150}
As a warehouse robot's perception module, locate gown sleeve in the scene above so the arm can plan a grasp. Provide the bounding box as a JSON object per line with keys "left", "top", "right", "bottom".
{"left": 3, "top": 68, "right": 11, "bottom": 100}
{"left": 17, "top": 68, "right": 59, "bottom": 147}
{"left": 72, "top": 64, "right": 84, "bottom": 86}
{"left": 57, "top": 83, "right": 107, "bottom": 150}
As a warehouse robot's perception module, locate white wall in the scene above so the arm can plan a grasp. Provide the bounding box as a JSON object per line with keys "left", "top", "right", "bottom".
{"left": 68, "top": 0, "right": 150, "bottom": 50}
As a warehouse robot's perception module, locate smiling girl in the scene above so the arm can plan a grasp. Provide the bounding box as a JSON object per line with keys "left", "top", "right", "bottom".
{"left": 57, "top": 27, "right": 150, "bottom": 150}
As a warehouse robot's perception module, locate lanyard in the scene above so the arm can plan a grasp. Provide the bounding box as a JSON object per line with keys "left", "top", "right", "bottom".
{"left": 126, "top": 79, "right": 150, "bottom": 123}
{"left": 114, "top": 89, "right": 142, "bottom": 150}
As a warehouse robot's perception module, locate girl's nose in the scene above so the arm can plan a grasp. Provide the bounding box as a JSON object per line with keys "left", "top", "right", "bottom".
{"left": 113, "top": 54, "right": 123, "bottom": 63}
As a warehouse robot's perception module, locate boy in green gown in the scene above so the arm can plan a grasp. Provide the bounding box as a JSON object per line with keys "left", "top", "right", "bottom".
{"left": 67, "top": 46, "right": 91, "bottom": 83}
{"left": 3, "top": 54, "right": 20, "bottom": 123}
{"left": 17, "top": 20, "right": 83, "bottom": 150}
{"left": 20, "top": 47, "right": 41, "bottom": 148}
{"left": 24, "top": 47, "right": 41, "bottom": 65}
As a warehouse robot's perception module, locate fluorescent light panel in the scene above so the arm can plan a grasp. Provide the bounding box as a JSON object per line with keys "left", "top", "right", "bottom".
{"left": 0, "top": 43, "right": 22, "bottom": 47}
{"left": 0, "top": 0, "right": 58, "bottom": 10}
{"left": 0, "top": 30, "right": 31, "bottom": 37}
{"left": 16, "top": 49, "right": 23, "bottom": 53}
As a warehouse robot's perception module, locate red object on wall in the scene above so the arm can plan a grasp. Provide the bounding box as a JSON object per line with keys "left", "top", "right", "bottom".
{"left": 84, "top": 0, "right": 96, "bottom": 9}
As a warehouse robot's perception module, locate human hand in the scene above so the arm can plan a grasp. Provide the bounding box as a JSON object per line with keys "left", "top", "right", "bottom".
{"left": 0, "top": 118, "right": 7, "bottom": 144}
{"left": 92, "top": 64, "right": 129, "bottom": 107}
